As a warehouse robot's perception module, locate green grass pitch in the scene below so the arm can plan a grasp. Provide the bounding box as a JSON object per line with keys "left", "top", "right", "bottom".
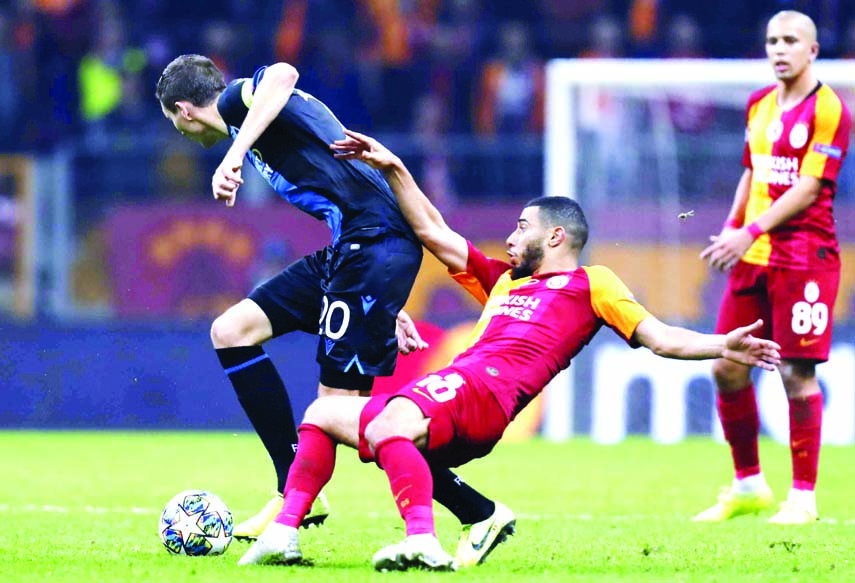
{"left": 0, "top": 431, "right": 853, "bottom": 582}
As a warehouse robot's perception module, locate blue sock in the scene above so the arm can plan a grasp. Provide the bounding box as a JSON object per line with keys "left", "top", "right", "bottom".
{"left": 216, "top": 346, "right": 297, "bottom": 492}
{"left": 431, "top": 466, "right": 495, "bottom": 525}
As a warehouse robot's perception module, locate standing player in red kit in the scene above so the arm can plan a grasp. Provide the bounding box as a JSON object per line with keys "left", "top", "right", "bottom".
{"left": 236, "top": 130, "right": 782, "bottom": 571}
{"left": 695, "top": 10, "right": 851, "bottom": 525}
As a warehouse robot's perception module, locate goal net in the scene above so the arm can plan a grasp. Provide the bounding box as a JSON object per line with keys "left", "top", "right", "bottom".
{"left": 539, "top": 59, "right": 855, "bottom": 443}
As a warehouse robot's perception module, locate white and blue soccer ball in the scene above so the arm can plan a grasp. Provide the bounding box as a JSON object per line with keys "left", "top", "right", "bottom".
{"left": 158, "top": 490, "right": 233, "bottom": 556}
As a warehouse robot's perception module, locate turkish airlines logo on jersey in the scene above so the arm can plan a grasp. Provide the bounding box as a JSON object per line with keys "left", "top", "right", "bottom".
{"left": 751, "top": 154, "right": 799, "bottom": 186}
{"left": 488, "top": 293, "right": 541, "bottom": 322}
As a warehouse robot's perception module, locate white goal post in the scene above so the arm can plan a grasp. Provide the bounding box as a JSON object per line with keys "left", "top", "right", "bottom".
{"left": 540, "top": 58, "right": 855, "bottom": 441}
{"left": 545, "top": 58, "right": 855, "bottom": 200}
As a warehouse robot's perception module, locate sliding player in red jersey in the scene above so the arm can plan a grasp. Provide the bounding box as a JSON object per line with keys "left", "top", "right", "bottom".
{"left": 235, "top": 130, "right": 781, "bottom": 571}
{"left": 697, "top": 10, "right": 851, "bottom": 525}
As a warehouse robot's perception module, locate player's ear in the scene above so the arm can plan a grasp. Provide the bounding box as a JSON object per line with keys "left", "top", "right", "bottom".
{"left": 176, "top": 102, "right": 193, "bottom": 120}
{"left": 549, "top": 226, "right": 566, "bottom": 248}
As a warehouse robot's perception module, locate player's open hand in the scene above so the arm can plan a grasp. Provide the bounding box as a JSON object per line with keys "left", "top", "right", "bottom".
{"left": 396, "top": 310, "right": 429, "bottom": 355}
{"left": 699, "top": 227, "right": 754, "bottom": 272}
{"left": 722, "top": 319, "right": 780, "bottom": 371}
{"left": 212, "top": 153, "right": 245, "bottom": 207}
{"left": 331, "top": 129, "right": 400, "bottom": 171}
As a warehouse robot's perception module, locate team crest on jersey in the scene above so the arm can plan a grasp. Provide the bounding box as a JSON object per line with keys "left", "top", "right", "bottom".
{"left": 789, "top": 123, "right": 808, "bottom": 149}
{"left": 546, "top": 275, "right": 571, "bottom": 289}
{"left": 804, "top": 281, "right": 820, "bottom": 303}
{"left": 766, "top": 119, "right": 783, "bottom": 143}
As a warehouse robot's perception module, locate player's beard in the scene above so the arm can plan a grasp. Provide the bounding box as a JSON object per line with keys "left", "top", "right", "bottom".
{"left": 511, "top": 240, "right": 544, "bottom": 280}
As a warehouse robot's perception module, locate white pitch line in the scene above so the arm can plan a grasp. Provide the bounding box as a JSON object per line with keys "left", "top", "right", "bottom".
{"left": 1, "top": 505, "right": 853, "bottom": 525}
{"left": 0, "top": 504, "right": 160, "bottom": 515}
{"left": 366, "top": 510, "right": 855, "bottom": 525}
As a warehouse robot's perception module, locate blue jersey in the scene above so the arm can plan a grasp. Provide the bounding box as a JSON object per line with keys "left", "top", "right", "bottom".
{"left": 217, "top": 66, "right": 418, "bottom": 245}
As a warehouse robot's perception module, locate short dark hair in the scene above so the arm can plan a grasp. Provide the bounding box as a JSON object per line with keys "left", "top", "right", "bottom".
{"left": 525, "top": 196, "right": 589, "bottom": 251}
{"left": 156, "top": 54, "right": 227, "bottom": 113}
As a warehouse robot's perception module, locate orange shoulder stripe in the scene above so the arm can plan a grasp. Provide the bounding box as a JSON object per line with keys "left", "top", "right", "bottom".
{"left": 801, "top": 87, "right": 844, "bottom": 178}
{"left": 584, "top": 265, "right": 652, "bottom": 340}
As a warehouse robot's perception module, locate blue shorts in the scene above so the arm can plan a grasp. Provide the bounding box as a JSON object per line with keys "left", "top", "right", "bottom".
{"left": 249, "top": 234, "right": 422, "bottom": 387}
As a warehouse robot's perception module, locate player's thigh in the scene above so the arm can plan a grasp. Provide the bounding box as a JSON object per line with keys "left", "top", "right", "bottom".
{"left": 713, "top": 263, "right": 771, "bottom": 386}
{"left": 357, "top": 368, "right": 506, "bottom": 468}
{"left": 318, "top": 236, "right": 422, "bottom": 380}
{"left": 248, "top": 249, "right": 327, "bottom": 339}
{"left": 302, "top": 395, "right": 368, "bottom": 449}
{"left": 768, "top": 267, "right": 839, "bottom": 362}
{"left": 318, "top": 383, "right": 371, "bottom": 397}
{"left": 356, "top": 373, "right": 458, "bottom": 465}
{"left": 714, "top": 262, "right": 772, "bottom": 336}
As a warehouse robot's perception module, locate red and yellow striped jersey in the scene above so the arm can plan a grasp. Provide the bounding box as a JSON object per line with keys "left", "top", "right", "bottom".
{"left": 742, "top": 83, "right": 851, "bottom": 269}
{"left": 448, "top": 242, "right": 651, "bottom": 422}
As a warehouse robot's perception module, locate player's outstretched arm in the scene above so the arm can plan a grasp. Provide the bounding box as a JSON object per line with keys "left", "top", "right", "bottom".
{"left": 331, "top": 129, "right": 468, "bottom": 273}
{"left": 213, "top": 63, "right": 299, "bottom": 207}
{"left": 633, "top": 317, "right": 781, "bottom": 371}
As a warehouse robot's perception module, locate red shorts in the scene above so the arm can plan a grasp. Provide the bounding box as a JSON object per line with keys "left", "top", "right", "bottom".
{"left": 715, "top": 261, "right": 839, "bottom": 361}
{"left": 357, "top": 366, "right": 509, "bottom": 468}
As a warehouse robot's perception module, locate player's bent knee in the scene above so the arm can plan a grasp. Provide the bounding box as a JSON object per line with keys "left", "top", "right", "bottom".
{"left": 779, "top": 359, "right": 818, "bottom": 398}
{"left": 210, "top": 302, "right": 272, "bottom": 348}
{"left": 210, "top": 314, "right": 243, "bottom": 348}
{"left": 364, "top": 400, "right": 428, "bottom": 449}
{"left": 363, "top": 416, "right": 395, "bottom": 449}
{"left": 712, "top": 358, "right": 751, "bottom": 391}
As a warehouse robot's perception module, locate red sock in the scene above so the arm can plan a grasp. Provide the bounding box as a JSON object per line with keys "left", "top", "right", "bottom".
{"left": 375, "top": 436, "right": 434, "bottom": 536}
{"left": 717, "top": 385, "right": 760, "bottom": 479}
{"left": 275, "top": 424, "right": 336, "bottom": 528}
{"left": 789, "top": 393, "right": 823, "bottom": 491}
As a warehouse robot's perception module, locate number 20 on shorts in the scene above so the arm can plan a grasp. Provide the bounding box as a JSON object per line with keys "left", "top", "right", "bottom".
{"left": 318, "top": 296, "right": 351, "bottom": 340}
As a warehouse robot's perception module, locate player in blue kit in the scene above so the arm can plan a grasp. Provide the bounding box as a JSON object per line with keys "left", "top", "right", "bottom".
{"left": 156, "top": 55, "right": 513, "bottom": 564}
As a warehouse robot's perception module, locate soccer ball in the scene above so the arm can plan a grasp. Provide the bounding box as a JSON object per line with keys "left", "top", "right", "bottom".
{"left": 158, "top": 490, "right": 233, "bottom": 556}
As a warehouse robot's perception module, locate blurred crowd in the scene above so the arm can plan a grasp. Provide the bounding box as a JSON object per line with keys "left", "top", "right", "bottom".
{"left": 4, "top": 0, "right": 855, "bottom": 152}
